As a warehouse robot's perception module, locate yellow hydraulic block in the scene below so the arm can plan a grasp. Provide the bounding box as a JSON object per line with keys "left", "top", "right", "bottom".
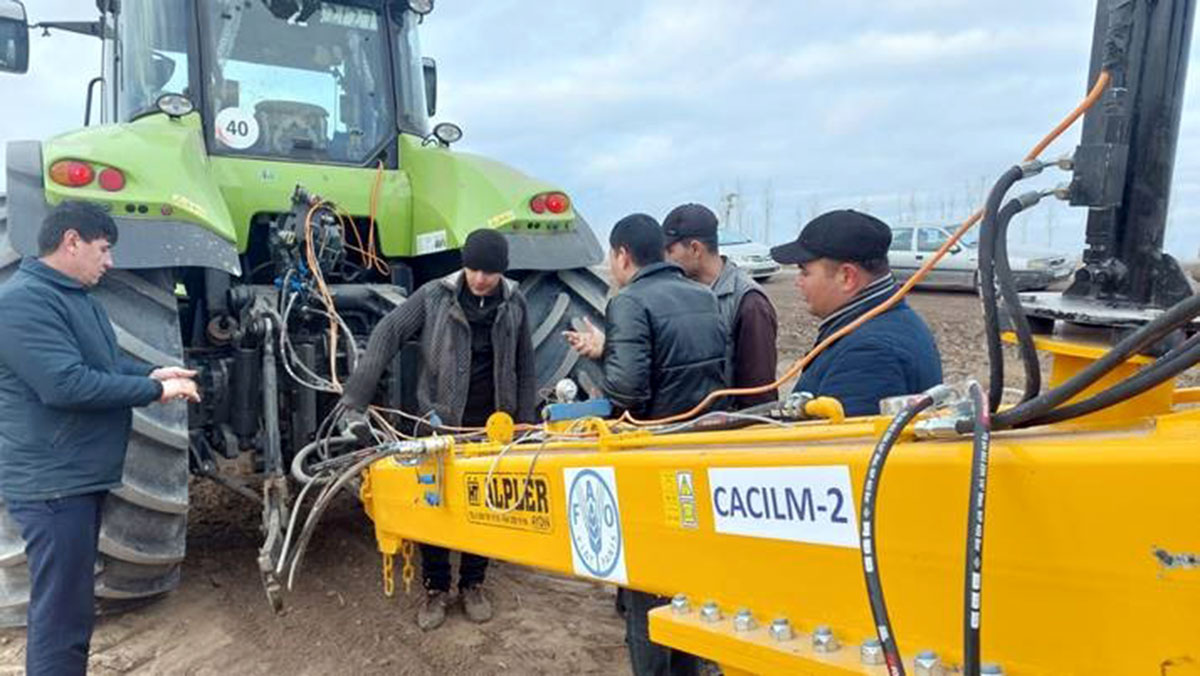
{"left": 362, "top": 343, "right": 1200, "bottom": 675}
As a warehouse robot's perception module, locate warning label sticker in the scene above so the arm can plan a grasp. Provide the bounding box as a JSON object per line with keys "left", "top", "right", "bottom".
{"left": 464, "top": 472, "right": 553, "bottom": 534}
{"left": 660, "top": 470, "right": 699, "bottom": 529}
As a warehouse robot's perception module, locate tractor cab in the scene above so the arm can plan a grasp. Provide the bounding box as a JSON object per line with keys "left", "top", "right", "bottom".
{"left": 1, "top": 0, "right": 435, "bottom": 165}
{"left": 117, "top": 0, "right": 433, "bottom": 165}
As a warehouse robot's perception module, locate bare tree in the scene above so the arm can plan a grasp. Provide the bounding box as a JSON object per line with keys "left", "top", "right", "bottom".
{"left": 762, "top": 180, "right": 775, "bottom": 244}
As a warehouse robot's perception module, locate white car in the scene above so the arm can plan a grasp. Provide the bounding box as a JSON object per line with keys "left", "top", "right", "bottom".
{"left": 720, "top": 229, "right": 780, "bottom": 280}
{"left": 888, "top": 224, "right": 1076, "bottom": 291}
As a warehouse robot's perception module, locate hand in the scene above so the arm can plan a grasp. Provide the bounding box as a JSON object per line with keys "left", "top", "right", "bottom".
{"left": 563, "top": 317, "right": 605, "bottom": 360}
{"left": 158, "top": 377, "right": 201, "bottom": 404}
{"left": 150, "top": 366, "right": 198, "bottom": 381}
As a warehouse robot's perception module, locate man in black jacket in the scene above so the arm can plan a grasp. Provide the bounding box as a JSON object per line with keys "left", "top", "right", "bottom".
{"left": 338, "top": 228, "right": 535, "bottom": 631}
{"left": 566, "top": 213, "right": 726, "bottom": 675}
{"left": 0, "top": 201, "right": 199, "bottom": 676}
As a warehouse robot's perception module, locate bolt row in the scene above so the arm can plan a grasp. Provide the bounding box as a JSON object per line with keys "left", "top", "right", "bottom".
{"left": 668, "top": 594, "right": 1005, "bottom": 673}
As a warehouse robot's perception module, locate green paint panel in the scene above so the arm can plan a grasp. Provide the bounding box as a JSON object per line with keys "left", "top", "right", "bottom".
{"left": 43, "top": 115, "right": 236, "bottom": 243}
{"left": 38, "top": 114, "right": 578, "bottom": 262}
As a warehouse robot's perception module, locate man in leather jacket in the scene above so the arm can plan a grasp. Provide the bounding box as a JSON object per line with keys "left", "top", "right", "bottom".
{"left": 566, "top": 213, "right": 726, "bottom": 675}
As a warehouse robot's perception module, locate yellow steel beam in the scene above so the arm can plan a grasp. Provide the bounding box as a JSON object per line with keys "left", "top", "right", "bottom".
{"left": 363, "top": 405, "right": 1200, "bottom": 674}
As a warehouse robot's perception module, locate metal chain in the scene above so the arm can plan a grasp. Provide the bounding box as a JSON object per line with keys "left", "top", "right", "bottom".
{"left": 381, "top": 552, "right": 395, "bottom": 597}
{"left": 400, "top": 539, "right": 416, "bottom": 595}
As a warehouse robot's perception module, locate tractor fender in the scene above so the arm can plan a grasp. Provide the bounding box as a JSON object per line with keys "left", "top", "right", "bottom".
{"left": 5, "top": 138, "right": 241, "bottom": 275}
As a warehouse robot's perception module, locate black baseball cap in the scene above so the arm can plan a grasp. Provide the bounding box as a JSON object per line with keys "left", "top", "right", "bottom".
{"left": 662, "top": 203, "right": 718, "bottom": 246}
{"left": 770, "top": 209, "right": 892, "bottom": 265}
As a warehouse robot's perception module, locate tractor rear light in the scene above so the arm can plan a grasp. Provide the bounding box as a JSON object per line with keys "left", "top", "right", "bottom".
{"left": 49, "top": 160, "right": 94, "bottom": 187}
{"left": 98, "top": 168, "right": 125, "bottom": 192}
{"left": 545, "top": 192, "right": 570, "bottom": 214}
{"left": 529, "top": 194, "right": 547, "bottom": 214}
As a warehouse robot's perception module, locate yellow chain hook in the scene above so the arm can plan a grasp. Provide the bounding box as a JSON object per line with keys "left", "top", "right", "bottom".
{"left": 381, "top": 552, "right": 395, "bottom": 597}
{"left": 400, "top": 539, "right": 416, "bottom": 595}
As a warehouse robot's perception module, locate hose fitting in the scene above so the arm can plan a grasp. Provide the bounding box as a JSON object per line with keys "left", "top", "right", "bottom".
{"left": 1018, "top": 159, "right": 1047, "bottom": 178}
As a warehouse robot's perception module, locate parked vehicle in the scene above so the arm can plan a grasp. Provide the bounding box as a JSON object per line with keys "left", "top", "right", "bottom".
{"left": 719, "top": 229, "right": 780, "bottom": 280}
{"left": 889, "top": 224, "right": 1076, "bottom": 290}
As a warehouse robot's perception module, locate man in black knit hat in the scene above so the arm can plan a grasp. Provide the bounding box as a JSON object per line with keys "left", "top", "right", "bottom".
{"left": 338, "top": 228, "right": 536, "bottom": 630}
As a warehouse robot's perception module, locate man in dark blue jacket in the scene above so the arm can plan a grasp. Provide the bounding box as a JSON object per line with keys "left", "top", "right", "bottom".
{"left": 0, "top": 201, "right": 199, "bottom": 676}
{"left": 771, "top": 210, "right": 942, "bottom": 416}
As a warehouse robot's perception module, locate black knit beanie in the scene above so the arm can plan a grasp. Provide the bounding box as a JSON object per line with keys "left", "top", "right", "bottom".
{"left": 461, "top": 229, "right": 509, "bottom": 273}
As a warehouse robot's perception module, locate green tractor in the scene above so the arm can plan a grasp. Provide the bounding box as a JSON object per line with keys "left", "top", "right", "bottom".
{"left": 0, "top": 0, "right": 609, "bottom": 622}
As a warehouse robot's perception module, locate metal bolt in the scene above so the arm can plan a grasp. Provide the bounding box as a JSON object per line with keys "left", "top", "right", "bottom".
{"left": 768, "top": 618, "right": 794, "bottom": 642}
{"left": 670, "top": 594, "right": 690, "bottom": 615}
{"left": 812, "top": 625, "right": 839, "bottom": 653}
{"left": 981, "top": 665, "right": 1004, "bottom": 676}
{"left": 860, "top": 638, "right": 885, "bottom": 665}
{"left": 733, "top": 608, "right": 757, "bottom": 632}
{"left": 699, "top": 601, "right": 722, "bottom": 623}
{"left": 914, "top": 650, "right": 943, "bottom": 676}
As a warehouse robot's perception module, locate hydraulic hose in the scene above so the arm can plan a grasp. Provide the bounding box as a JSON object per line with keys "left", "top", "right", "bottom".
{"left": 860, "top": 387, "right": 946, "bottom": 676}
{"left": 291, "top": 434, "right": 359, "bottom": 484}
{"left": 994, "top": 194, "right": 1045, "bottom": 405}
{"left": 994, "top": 292, "right": 1200, "bottom": 429}
{"left": 1020, "top": 330, "right": 1200, "bottom": 427}
{"left": 960, "top": 382, "right": 992, "bottom": 676}
{"left": 978, "top": 166, "right": 1026, "bottom": 412}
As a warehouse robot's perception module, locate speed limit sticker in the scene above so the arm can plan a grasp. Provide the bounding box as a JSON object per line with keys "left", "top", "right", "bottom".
{"left": 214, "top": 108, "right": 260, "bottom": 150}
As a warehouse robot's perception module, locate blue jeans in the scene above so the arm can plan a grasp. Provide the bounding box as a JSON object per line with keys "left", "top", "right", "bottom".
{"left": 7, "top": 492, "right": 105, "bottom": 676}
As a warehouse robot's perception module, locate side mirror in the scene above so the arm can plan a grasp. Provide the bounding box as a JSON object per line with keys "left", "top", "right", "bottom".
{"left": 950, "top": 244, "right": 962, "bottom": 254}
{"left": 0, "top": 1, "right": 29, "bottom": 74}
{"left": 422, "top": 56, "right": 437, "bottom": 118}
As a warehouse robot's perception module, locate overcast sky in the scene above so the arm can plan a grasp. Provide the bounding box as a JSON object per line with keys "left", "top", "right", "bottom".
{"left": 5, "top": 1, "right": 1200, "bottom": 260}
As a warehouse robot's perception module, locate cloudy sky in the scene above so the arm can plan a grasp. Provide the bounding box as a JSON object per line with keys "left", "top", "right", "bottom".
{"left": 6, "top": 1, "right": 1200, "bottom": 259}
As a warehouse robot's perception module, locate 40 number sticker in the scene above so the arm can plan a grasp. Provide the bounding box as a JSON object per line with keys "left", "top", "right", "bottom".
{"left": 214, "top": 108, "right": 260, "bottom": 150}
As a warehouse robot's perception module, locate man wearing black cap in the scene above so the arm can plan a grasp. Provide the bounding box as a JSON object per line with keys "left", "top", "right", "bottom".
{"left": 771, "top": 210, "right": 942, "bottom": 416}
{"left": 338, "top": 228, "right": 536, "bottom": 630}
{"left": 663, "top": 203, "right": 778, "bottom": 407}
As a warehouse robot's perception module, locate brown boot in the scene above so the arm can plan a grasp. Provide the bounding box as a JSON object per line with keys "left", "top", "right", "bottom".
{"left": 460, "top": 585, "right": 493, "bottom": 623}
{"left": 416, "top": 589, "right": 450, "bottom": 630}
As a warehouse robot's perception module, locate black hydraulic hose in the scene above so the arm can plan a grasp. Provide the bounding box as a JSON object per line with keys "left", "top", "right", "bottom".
{"left": 1020, "top": 330, "right": 1200, "bottom": 427}
{"left": 993, "top": 197, "right": 1042, "bottom": 403}
{"left": 978, "top": 165, "right": 1026, "bottom": 413}
{"left": 994, "top": 292, "right": 1200, "bottom": 429}
{"left": 961, "top": 382, "right": 991, "bottom": 676}
{"left": 860, "top": 391, "right": 939, "bottom": 676}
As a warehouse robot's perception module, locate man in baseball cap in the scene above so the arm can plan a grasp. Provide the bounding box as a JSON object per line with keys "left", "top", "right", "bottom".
{"left": 663, "top": 203, "right": 778, "bottom": 407}
{"left": 771, "top": 209, "right": 942, "bottom": 416}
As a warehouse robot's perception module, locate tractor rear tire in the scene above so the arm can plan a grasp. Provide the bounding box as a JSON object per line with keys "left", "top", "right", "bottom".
{"left": 517, "top": 268, "right": 610, "bottom": 401}
{"left": 0, "top": 194, "right": 189, "bottom": 627}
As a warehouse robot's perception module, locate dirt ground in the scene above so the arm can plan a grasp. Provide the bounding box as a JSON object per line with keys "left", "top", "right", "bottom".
{"left": 0, "top": 272, "right": 1173, "bottom": 674}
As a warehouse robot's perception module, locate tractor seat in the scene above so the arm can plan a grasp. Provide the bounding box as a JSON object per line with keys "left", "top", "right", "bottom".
{"left": 254, "top": 100, "right": 330, "bottom": 155}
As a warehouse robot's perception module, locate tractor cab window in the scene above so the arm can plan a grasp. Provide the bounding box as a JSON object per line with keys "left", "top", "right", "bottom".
{"left": 117, "top": 0, "right": 191, "bottom": 121}
{"left": 199, "top": 1, "right": 394, "bottom": 165}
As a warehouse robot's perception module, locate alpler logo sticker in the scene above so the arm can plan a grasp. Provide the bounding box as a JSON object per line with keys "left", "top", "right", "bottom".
{"left": 464, "top": 472, "right": 553, "bottom": 534}
{"left": 565, "top": 467, "right": 627, "bottom": 584}
{"left": 708, "top": 466, "right": 860, "bottom": 549}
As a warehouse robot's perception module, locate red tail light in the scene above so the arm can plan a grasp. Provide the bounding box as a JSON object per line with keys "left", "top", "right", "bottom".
{"left": 49, "top": 160, "right": 94, "bottom": 187}
{"left": 97, "top": 168, "right": 125, "bottom": 192}
{"left": 545, "top": 192, "right": 570, "bottom": 214}
{"left": 529, "top": 194, "right": 547, "bottom": 214}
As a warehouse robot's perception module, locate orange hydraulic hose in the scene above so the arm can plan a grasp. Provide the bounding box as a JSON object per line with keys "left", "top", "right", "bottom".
{"left": 622, "top": 70, "right": 1113, "bottom": 427}
{"left": 366, "top": 161, "right": 389, "bottom": 275}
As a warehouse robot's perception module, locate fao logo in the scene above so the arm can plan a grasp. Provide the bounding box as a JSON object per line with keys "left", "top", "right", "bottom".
{"left": 566, "top": 468, "right": 625, "bottom": 581}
